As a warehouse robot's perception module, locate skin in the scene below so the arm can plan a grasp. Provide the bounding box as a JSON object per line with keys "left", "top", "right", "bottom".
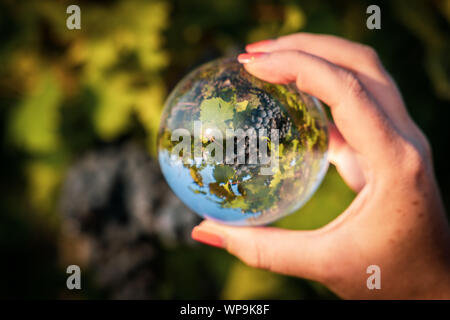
{"left": 191, "top": 33, "right": 450, "bottom": 299}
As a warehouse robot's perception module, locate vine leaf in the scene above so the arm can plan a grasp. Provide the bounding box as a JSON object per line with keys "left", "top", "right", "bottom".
{"left": 235, "top": 100, "right": 248, "bottom": 112}
{"left": 209, "top": 182, "right": 235, "bottom": 201}
{"left": 199, "top": 97, "right": 234, "bottom": 131}
{"left": 224, "top": 196, "right": 251, "bottom": 211}
{"left": 189, "top": 167, "right": 203, "bottom": 187}
{"left": 213, "top": 165, "right": 235, "bottom": 183}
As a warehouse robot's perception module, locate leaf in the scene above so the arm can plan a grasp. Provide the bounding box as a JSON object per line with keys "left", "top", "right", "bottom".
{"left": 213, "top": 165, "right": 235, "bottom": 183}
{"left": 199, "top": 97, "right": 235, "bottom": 131}
{"left": 189, "top": 167, "right": 203, "bottom": 187}
{"left": 235, "top": 100, "right": 248, "bottom": 112}
{"left": 209, "top": 182, "right": 235, "bottom": 201}
{"left": 224, "top": 196, "right": 251, "bottom": 211}
{"left": 223, "top": 181, "right": 235, "bottom": 194}
{"left": 240, "top": 177, "right": 270, "bottom": 199}
{"left": 269, "top": 168, "right": 283, "bottom": 189}
{"left": 291, "top": 139, "right": 299, "bottom": 152}
{"left": 9, "top": 73, "right": 62, "bottom": 152}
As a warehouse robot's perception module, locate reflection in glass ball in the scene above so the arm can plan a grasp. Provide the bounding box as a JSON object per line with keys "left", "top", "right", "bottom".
{"left": 158, "top": 58, "right": 329, "bottom": 226}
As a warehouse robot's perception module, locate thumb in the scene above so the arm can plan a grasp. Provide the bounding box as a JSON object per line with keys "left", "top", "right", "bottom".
{"left": 191, "top": 220, "right": 326, "bottom": 281}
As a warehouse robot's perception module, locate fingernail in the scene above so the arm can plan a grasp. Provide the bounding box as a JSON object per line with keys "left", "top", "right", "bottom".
{"left": 191, "top": 226, "right": 225, "bottom": 248}
{"left": 237, "top": 52, "right": 267, "bottom": 64}
{"left": 245, "top": 39, "right": 274, "bottom": 52}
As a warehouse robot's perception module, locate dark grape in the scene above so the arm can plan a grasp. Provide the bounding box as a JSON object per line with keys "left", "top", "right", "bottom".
{"left": 230, "top": 91, "right": 292, "bottom": 176}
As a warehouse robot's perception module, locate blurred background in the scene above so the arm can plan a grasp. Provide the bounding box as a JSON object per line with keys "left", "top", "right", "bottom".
{"left": 0, "top": 0, "right": 449, "bottom": 299}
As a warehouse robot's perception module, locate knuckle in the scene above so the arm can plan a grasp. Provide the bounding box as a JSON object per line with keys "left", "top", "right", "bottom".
{"left": 341, "top": 69, "right": 366, "bottom": 99}
{"left": 398, "top": 139, "right": 429, "bottom": 178}
{"left": 360, "top": 45, "right": 381, "bottom": 66}
{"left": 252, "top": 241, "right": 273, "bottom": 270}
{"left": 419, "top": 132, "right": 432, "bottom": 160}
{"left": 236, "top": 237, "right": 268, "bottom": 270}
{"left": 362, "top": 45, "right": 380, "bottom": 62}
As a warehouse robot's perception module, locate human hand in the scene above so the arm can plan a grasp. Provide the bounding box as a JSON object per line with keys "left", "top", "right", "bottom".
{"left": 191, "top": 33, "right": 450, "bottom": 299}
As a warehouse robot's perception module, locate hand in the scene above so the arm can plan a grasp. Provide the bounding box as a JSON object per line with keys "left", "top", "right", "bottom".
{"left": 191, "top": 33, "right": 450, "bottom": 299}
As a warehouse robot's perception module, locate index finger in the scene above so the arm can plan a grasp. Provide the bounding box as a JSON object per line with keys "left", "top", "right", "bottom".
{"left": 238, "top": 50, "right": 403, "bottom": 172}
{"left": 246, "top": 33, "right": 413, "bottom": 135}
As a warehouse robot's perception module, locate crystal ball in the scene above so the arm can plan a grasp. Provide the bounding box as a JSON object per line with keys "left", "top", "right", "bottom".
{"left": 158, "top": 58, "right": 329, "bottom": 226}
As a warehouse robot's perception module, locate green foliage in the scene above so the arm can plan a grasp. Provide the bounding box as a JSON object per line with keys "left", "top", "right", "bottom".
{"left": 199, "top": 97, "right": 235, "bottom": 130}
{"left": 9, "top": 73, "right": 62, "bottom": 153}
{"left": 213, "top": 165, "right": 235, "bottom": 183}
{"left": 234, "top": 100, "right": 248, "bottom": 112}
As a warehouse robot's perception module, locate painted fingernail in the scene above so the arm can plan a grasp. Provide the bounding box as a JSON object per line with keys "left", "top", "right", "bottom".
{"left": 245, "top": 39, "right": 274, "bottom": 52}
{"left": 191, "top": 226, "right": 224, "bottom": 248}
{"left": 237, "top": 52, "right": 267, "bottom": 64}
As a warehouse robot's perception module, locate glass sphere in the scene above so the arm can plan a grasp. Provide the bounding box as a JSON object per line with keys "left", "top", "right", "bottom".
{"left": 158, "top": 58, "right": 329, "bottom": 226}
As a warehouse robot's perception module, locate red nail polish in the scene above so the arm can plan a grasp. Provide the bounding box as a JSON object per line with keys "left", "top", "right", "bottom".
{"left": 192, "top": 227, "right": 224, "bottom": 248}
{"left": 237, "top": 52, "right": 267, "bottom": 64}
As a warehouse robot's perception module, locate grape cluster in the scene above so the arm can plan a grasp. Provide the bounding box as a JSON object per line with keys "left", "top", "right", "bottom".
{"left": 230, "top": 92, "right": 292, "bottom": 176}
{"left": 247, "top": 92, "right": 292, "bottom": 140}
{"left": 209, "top": 69, "right": 292, "bottom": 177}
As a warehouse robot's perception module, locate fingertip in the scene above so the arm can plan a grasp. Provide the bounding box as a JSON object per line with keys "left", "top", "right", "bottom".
{"left": 240, "top": 51, "right": 297, "bottom": 84}
{"left": 237, "top": 52, "right": 268, "bottom": 64}
{"left": 191, "top": 225, "right": 225, "bottom": 248}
